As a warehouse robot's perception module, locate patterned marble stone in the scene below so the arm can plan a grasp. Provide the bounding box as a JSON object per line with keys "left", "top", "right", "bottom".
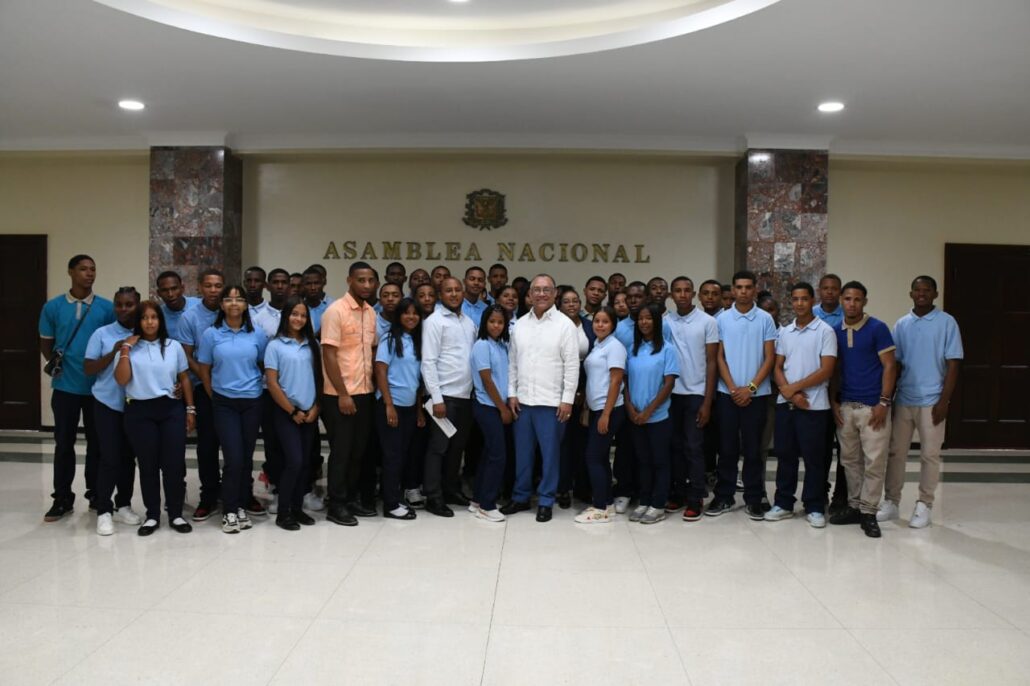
{"left": 148, "top": 147, "right": 243, "bottom": 298}
{"left": 735, "top": 149, "right": 829, "bottom": 324}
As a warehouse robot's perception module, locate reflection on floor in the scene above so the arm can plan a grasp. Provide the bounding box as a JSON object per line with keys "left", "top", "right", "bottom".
{"left": 1, "top": 435, "right": 1029, "bottom": 685}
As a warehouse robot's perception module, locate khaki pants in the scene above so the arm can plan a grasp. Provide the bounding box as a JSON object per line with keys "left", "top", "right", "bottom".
{"left": 837, "top": 403, "right": 891, "bottom": 514}
{"left": 885, "top": 405, "right": 946, "bottom": 506}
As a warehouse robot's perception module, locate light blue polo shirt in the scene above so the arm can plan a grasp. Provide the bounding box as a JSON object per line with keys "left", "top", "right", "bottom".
{"left": 813, "top": 303, "right": 844, "bottom": 329}
{"left": 666, "top": 307, "right": 719, "bottom": 396}
{"left": 307, "top": 299, "right": 330, "bottom": 334}
{"left": 614, "top": 316, "right": 672, "bottom": 351}
{"left": 265, "top": 337, "right": 318, "bottom": 410}
{"left": 893, "top": 308, "right": 964, "bottom": 406}
{"left": 124, "top": 339, "right": 188, "bottom": 401}
{"left": 775, "top": 317, "right": 837, "bottom": 410}
{"left": 471, "top": 338, "right": 509, "bottom": 406}
{"left": 376, "top": 312, "right": 392, "bottom": 343}
{"left": 375, "top": 332, "right": 420, "bottom": 407}
{"left": 161, "top": 296, "right": 200, "bottom": 341}
{"left": 39, "top": 293, "right": 115, "bottom": 396}
{"left": 584, "top": 334, "right": 626, "bottom": 411}
{"left": 84, "top": 321, "right": 133, "bottom": 411}
{"left": 717, "top": 304, "right": 778, "bottom": 396}
{"left": 196, "top": 324, "right": 268, "bottom": 399}
{"left": 462, "top": 298, "right": 488, "bottom": 329}
{"left": 626, "top": 341, "right": 679, "bottom": 423}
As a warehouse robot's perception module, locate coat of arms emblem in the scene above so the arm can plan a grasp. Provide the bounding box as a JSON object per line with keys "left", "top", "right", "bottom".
{"left": 463, "top": 189, "right": 508, "bottom": 230}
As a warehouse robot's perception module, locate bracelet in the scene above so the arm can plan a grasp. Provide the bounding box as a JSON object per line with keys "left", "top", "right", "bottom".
{"left": 185, "top": 407, "right": 197, "bottom": 415}
{"left": 185, "top": 405, "right": 196, "bottom": 411}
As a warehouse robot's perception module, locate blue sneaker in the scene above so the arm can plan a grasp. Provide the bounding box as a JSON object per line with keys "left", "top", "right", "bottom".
{"left": 764, "top": 505, "right": 794, "bottom": 522}
{"left": 806, "top": 512, "right": 827, "bottom": 528}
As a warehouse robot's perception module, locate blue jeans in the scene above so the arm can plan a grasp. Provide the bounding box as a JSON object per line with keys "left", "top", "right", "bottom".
{"left": 774, "top": 405, "right": 830, "bottom": 513}
{"left": 584, "top": 406, "right": 625, "bottom": 509}
{"left": 472, "top": 401, "right": 508, "bottom": 511}
{"left": 632, "top": 418, "right": 673, "bottom": 509}
{"left": 715, "top": 393, "right": 769, "bottom": 504}
{"left": 670, "top": 394, "right": 708, "bottom": 502}
{"left": 212, "top": 393, "right": 261, "bottom": 514}
{"left": 513, "top": 405, "right": 566, "bottom": 507}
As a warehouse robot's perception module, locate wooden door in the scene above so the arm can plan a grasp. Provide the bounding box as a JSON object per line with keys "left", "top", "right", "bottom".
{"left": 0, "top": 236, "right": 47, "bottom": 429}
{"left": 945, "top": 243, "right": 1030, "bottom": 448}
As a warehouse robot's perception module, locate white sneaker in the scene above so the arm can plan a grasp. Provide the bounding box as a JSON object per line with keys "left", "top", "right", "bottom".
{"left": 877, "top": 500, "right": 900, "bottom": 522}
{"left": 267, "top": 494, "right": 278, "bottom": 515}
{"left": 237, "top": 508, "right": 253, "bottom": 530}
{"left": 909, "top": 501, "right": 932, "bottom": 529}
{"left": 574, "top": 507, "right": 612, "bottom": 524}
{"left": 614, "top": 496, "right": 631, "bottom": 514}
{"left": 475, "top": 507, "right": 505, "bottom": 522}
{"left": 114, "top": 506, "right": 142, "bottom": 525}
{"left": 222, "top": 512, "right": 240, "bottom": 534}
{"left": 468, "top": 501, "right": 479, "bottom": 513}
{"left": 96, "top": 512, "right": 114, "bottom": 536}
{"left": 640, "top": 507, "right": 666, "bottom": 524}
{"left": 303, "top": 492, "right": 325, "bottom": 512}
{"left": 606, "top": 504, "right": 615, "bottom": 516}
{"left": 764, "top": 505, "right": 794, "bottom": 522}
{"left": 405, "top": 488, "right": 426, "bottom": 508}
{"left": 807, "top": 512, "right": 827, "bottom": 528}
{"left": 629, "top": 505, "right": 648, "bottom": 522}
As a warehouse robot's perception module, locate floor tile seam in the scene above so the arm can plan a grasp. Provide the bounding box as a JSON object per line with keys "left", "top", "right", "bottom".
{"left": 310, "top": 514, "right": 387, "bottom": 623}
{"left": 927, "top": 562, "right": 1021, "bottom": 630}
{"left": 146, "top": 544, "right": 232, "bottom": 610}
{"left": 626, "top": 519, "right": 695, "bottom": 686}
{"left": 43, "top": 607, "right": 148, "bottom": 686}
{"left": 0, "top": 544, "right": 95, "bottom": 599}
{"left": 478, "top": 518, "right": 508, "bottom": 686}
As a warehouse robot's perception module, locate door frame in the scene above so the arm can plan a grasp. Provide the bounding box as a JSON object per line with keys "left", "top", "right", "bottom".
{"left": 0, "top": 234, "right": 47, "bottom": 430}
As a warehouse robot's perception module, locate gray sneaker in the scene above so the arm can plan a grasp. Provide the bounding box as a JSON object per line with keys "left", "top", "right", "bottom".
{"left": 640, "top": 507, "right": 666, "bottom": 525}
{"left": 628, "top": 505, "right": 648, "bottom": 522}
{"left": 237, "top": 508, "right": 253, "bottom": 530}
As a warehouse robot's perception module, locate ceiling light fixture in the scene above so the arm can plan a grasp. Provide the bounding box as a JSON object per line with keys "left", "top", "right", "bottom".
{"left": 817, "top": 101, "right": 844, "bottom": 113}
{"left": 118, "top": 99, "right": 145, "bottom": 111}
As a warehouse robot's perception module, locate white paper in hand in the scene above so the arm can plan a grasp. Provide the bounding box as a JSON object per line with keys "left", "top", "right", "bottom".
{"left": 424, "top": 398, "right": 457, "bottom": 438}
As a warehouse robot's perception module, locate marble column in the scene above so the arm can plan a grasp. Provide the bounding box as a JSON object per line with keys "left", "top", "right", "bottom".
{"left": 149, "top": 146, "right": 243, "bottom": 297}
{"left": 734, "top": 149, "right": 828, "bottom": 322}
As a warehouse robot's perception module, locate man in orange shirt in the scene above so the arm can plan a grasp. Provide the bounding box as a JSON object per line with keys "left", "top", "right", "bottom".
{"left": 321, "top": 261, "right": 378, "bottom": 526}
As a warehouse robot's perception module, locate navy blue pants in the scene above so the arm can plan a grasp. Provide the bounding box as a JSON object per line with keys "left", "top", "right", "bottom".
{"left": 50, "top": 389, "right": 99, "bottom": 505}
{"left": 670, "top": 394, "right": 708, "bottom": 502}
{"left": 124, "top": 396, "right": 186, "bottom": 521}
{"left": 193, "top": 385, "right": 222, "bottom": 507}
{"left": 212, "top": 393, "right": 261, "bottom": 515}
{"left": 92, "top": 401, "right": 136, "bottom": 515}
{"left": 260, "top": 391, "right": 284, "bottom": 489}
{"left": 774, "top": 405, "right": 830, "bottom": 514}
{"left": 513, "top": 405, "right": 566, "bottom": 507}
{"left": 273, "top": 406, "right": 316, "bottom": 513}
{"left": 406, "top": 424, "right": 428, "bottom": 491}
{"left": 472, "top": 401, "right": 508, "bottom": 511}
{"left": 612, "top": 420, "right": 637, "bottom": 498}
{"left": 584, "top": 406, "right": 625, "bottom": 509}
{"left": 715, "top": 393, "right": 769, "bottom": 504}
{"left": 558, "top": 409, "right": 588, "bottom": 496}
{"left": 633, "top": 418, "right": 673, "bottom": 509}
{"left": 375, "top": 400, "right": 418, "bottom": 511}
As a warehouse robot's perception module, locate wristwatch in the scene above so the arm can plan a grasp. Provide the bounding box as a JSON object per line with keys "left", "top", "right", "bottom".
{"left": 747, "top": 382, "right": 758, "bottom": 394}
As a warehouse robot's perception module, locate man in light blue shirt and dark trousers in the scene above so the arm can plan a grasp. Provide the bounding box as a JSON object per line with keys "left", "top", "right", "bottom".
{"left": 706, "top": 270, "right": 778, "bottom": 520}
{"left": 880, "top": 275, "right": 963, "bottom": 529}
{"left": 38, "top": 254, "right": 115, "bottom": 521}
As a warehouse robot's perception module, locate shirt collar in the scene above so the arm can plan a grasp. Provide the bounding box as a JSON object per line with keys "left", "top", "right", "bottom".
{"left": 911, "top": 307, "right": 939, "bottom": 321}
{"left": 64, "top": 292, "right": 96, "bottom": 305}
{"left": 529, "top": 305, "right": 558, "bottom": 322}
{"left": 841, "top": 314, "right": 870, "bottom": 332}
{"left": 669, "top": 307, "right": 700, "bottom": 323}
{"left": 788, "top": 317, "right": 821, "bottom": 332}
{"left": 731, "top": 304, "right": 757, "bottom": 320}
{"left": 343, "top": 292, "right": 369, "bottom": 311}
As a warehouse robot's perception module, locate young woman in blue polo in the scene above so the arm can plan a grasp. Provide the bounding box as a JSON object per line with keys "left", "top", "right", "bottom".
{"left": 196, "top": 284, "right": 268, "bottom": 534}
{"left": 374, "top": 297, "right": 425, "bottom": 520}
{"left": 624, "top": 303, "right": 679, "bottom": 525}
{"left": 264, "top": 296, "right": 321, "bottom": 531}
{"left": 470, "top": 304, "right": 511, "bottom": 522}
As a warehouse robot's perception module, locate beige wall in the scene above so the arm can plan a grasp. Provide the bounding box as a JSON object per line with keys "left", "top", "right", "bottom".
{"left": 242, "top": 153, "right": 738, "bottom": 293}
{"left": 829, "top": 158, "right": 1030, "bottom": 323}
{"left": 0, "top": 152, "right": 150, "bottom": 424}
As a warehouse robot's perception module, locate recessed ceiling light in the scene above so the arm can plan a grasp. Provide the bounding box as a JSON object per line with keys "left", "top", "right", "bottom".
{"left": 817, "top": 101, "right": 844, "bottom": 113}
{"left": 118, "top": 99, "right": 145, "bottom": 111}
{"left": 448, "top": 0, "right": 470, "bottom": 3}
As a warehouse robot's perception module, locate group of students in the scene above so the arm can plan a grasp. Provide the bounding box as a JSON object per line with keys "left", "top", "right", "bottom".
{"left": 38, "top": 255, "right": 962, "bottom": 539}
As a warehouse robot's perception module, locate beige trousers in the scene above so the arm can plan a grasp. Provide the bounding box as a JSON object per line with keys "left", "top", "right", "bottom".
{"left": 837, "top": 403, "right": 891, "bottom": 514}
{"left": 885, "top": 405, "right": 946, "bottom": 506}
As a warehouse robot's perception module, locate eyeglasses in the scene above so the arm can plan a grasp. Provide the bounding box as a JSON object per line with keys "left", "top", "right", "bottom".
{"left": 530, "top": 287, "right": 554, "bottom": 295}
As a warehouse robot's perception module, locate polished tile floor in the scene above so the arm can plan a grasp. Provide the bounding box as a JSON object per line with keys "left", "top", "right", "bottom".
{"left": 1, "top": 442, "right": 1030, "bottom": 685}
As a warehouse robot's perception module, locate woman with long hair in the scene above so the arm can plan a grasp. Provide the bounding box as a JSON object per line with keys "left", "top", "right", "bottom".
{"left": 264, "top": 296, "right": 322, "bottom": 530}
{"left": 196, "top": 284, "right": 268, "bottom": 534}
{"left": 470, "top": 304, "right": 511, "bottom": 522}
{"left": 115, "top": 300, "right": 194, "bottom": 535}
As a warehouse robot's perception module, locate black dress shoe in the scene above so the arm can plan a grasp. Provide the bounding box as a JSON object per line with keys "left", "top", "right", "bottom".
{"left": 500, "top": 500, "right": 531, "bottom": 516}
{"left": 860, "top": 513, "right": 882, "bottom": 538}
{"left": 137, "top": 522, "right": 159, "bottom": 536}
{"left": 294, "top": 511, "right": 316, "bottom": 526}
{"left": 424, "top": 500, "right": 454, "bottom": 518}
{"left": 445, "top": 492, "right": 471, "bottom": 507}
{"left": 346, "top": 501, "right": 378, "bottom": 517}
{"left": 326, "top": 506, "right": 358, "bottom": 526}
{"left": 384, "top": 507, "right": 417, "bottom": 520}
{"left": 555, "top": 492, "right": 572, "bottom": 509}
{"left": 536, "top": 506, "right": 553, "bottom": 522}
{"left": 170, "top": 519, "right": 193, "bottom": 534}
{"left": 829, "top": 506, "right": 862, "bottom": 525}
{"left": 276, "top": 514, "right": 301, "bottom": 531}
{"left": 43, "top": 500, "right": 73, "bottom": 522}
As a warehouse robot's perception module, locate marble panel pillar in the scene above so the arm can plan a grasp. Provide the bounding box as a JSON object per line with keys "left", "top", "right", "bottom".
{"left": 734, "top": 149, "right": 828, "bottom": 323}
{"left": 149, "top": 146, "right": 243, "bottom": 298}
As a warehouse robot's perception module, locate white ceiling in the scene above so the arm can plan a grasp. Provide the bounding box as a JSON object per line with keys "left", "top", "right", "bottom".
{"left": 1, "top": 0, "right": 1029, "bottom": 157}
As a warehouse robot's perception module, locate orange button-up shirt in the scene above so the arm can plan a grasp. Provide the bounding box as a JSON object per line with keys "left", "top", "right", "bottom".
{"left": 320, "top": 292, "right": 376, "bottom": 396}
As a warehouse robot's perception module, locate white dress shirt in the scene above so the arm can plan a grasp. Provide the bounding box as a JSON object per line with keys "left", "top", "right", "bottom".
{"left": 421, "top": 306, "right": 477, "bottom": 404}
{"left": 251, "top": 305, "right": 281, "bottom": 339}
{"left": 508, "top": 306, "right": 580, "bottom": 406}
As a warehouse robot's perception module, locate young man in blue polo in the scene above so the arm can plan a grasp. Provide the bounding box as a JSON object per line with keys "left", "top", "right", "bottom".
{"left": 829, "top": 281, "right": 896, "bottom": 538}
{"left": 880, "top": 275, "right": 963, "bottom": 528}
{"left": 706, "top": 270, "right": 777, "bottom": 520}
{"left": 38, "top": 254, "right": 115, "bottom": 521}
